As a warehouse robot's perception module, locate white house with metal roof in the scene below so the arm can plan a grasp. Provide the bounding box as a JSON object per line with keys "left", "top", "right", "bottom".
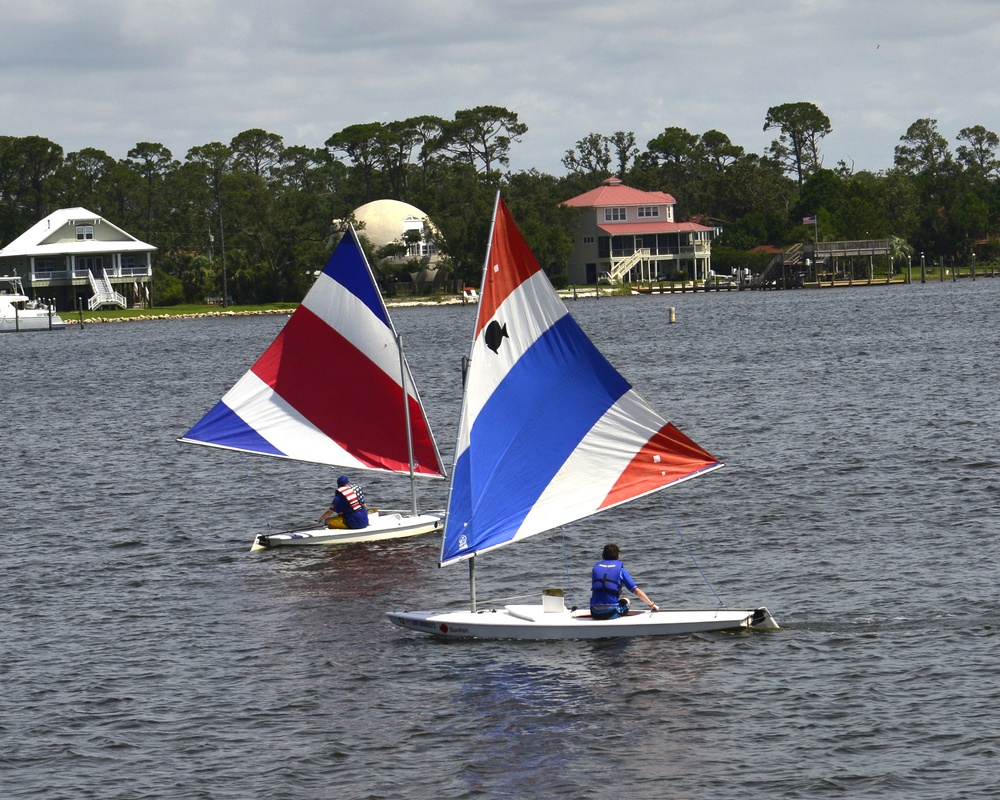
{"left": 562, "top": 177, "right": 713, "bottom": 285}
{"left": 0, "top": 207, "right": 155, "bottom": 311}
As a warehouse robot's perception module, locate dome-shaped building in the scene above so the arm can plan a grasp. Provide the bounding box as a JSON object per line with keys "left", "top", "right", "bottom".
{"left": 352, "top": 199, "right": 442, "bottom": 268}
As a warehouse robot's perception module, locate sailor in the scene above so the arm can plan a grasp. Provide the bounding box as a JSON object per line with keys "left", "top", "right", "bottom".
{"left": 319, "top": 476, "right": 370, "bottom": 529}
{"left": 590, "top": 543, "right": 658, "bottom": 619}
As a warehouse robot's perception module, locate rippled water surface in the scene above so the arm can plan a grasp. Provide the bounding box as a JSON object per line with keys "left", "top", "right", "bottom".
{"left": 3, "top": 280, "right": 999, "bottom": 799}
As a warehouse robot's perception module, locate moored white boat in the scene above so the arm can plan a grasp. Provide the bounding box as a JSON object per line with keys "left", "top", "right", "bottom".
{"left": 0, "top": 276, "right": 65, "bottom": 332}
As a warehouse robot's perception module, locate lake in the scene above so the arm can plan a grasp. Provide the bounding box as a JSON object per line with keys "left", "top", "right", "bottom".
{"left": 3, "top": 279, "right": 999, "bottom": 798}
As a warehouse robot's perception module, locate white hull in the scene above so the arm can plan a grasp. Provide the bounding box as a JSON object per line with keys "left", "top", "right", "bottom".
{"left": 250, "top": 511, "right": 444, "bottom": 552}
{"left": 0, "top": 313, "right": 66, "bottom": 332}
{"left": 386, "top": 603, "right": 778, "bottom": 640}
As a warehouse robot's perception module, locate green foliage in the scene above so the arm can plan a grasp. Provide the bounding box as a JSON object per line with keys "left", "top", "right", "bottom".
{"left": 764, "top": 102, "right": 832, "bottom": 189}
{"left": 6, "top": 103, "right": 1000, "bottom": 293}
{"left": 153, "top": 269, "right": 185, "bottom": 306}
{"left": 710, "top": 246, "right": 773, "bottom": 276}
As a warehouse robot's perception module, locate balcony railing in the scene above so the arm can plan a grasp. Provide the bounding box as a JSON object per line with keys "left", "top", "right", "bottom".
{"left": 609, "top": 243, "right": 708, "bottom": 259}
{"left": 31, "top": 265, "right": 152, "bottom": 282}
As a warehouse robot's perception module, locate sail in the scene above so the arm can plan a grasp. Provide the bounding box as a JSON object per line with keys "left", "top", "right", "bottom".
{"left": 439, "top": 196, "right": 720, "bottom": 566}
{"left": 179, "top": 226, "right": 445, "bottom": 478}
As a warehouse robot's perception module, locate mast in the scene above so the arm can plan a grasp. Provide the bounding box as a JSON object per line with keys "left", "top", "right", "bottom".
{"left": 469, "top": 557, "right": 477, "bottom": 613}
{"left": 397, "top": 333, "right": 418, "bottom": 516}
{"left": 445, "top": 192, "right": 501, "bottom": 613}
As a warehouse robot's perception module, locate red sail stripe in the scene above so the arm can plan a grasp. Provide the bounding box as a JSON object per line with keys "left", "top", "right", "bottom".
{"left": 599, "top": 422, "right": 720, "bottom": 509}
{"left": 251, "top": 305, "right": 440, "bottom": 474}
{"left": 475, "top": 197, "right": 543, "bottom": 340}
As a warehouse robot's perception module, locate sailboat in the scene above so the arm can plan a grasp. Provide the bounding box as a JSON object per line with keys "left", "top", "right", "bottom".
{"left": 179, "top": 225, "right": 447, "bottom": 552}
{"left": 386, "top": 195, "right": 777, "bottom": 639}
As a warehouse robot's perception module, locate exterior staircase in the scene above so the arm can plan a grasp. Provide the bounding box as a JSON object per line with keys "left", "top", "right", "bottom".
{"left": 88, "top": 269, "right": 127, "bottom": 310}
{"left": 754, "top": 243, "right": 806, "bottom": 289}
{"left": 606, "top": 248, "right": 651, "bottom": 284}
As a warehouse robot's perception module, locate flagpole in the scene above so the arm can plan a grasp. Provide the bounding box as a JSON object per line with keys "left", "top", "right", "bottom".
{"left": 815, "top": 214, "right": 819, "bottom": 280}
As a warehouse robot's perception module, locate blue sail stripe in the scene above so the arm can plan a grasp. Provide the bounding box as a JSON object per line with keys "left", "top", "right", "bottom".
{"left": 319, "top": 229, "right": 390, "bottom": 328}
{"left": 442, "top": 313, "right": 629, "bottom": 562}
{"left": 181, "top": 400, "right": 287, "bottom": 457}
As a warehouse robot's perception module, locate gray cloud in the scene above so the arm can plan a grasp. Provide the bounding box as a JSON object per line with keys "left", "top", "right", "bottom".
{"left": 2, "top": 0, "right": 999, "bottom": 175}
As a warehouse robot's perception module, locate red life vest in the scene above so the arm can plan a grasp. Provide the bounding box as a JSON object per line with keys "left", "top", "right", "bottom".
{"left": 337, "top": 484, "right": 364, "bottom": 511}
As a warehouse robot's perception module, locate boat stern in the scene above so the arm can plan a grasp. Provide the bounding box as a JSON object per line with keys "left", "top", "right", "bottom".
{"left": 749, "top": 607, "right": 780, "bottom": 630}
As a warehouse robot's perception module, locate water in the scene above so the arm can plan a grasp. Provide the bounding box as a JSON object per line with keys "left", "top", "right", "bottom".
{"left": 3, "top": 281, "right": 999, "bottom": 799}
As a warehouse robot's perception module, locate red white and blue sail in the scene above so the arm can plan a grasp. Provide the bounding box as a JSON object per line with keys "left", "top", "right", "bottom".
{"left": 179, "top": 226, "right": 445, "bottom": 478}
{"left": 440, "top": 196, "right": 720, "bottom": 566}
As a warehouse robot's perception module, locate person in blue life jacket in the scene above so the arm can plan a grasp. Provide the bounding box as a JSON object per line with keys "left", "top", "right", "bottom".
{"left": 319, "top": 475, "right": 370, "bottom": 529}
{"left": 590, "top": 543, "right": 658, "bottom": 619}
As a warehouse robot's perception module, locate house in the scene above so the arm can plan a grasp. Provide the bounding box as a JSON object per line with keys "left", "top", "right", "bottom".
{"left": 562, "top": 177, "right": 714, "bottom": 285}
{"left": 0, "top": 208, "right": 155, "bottom": 311}
{"left": 350, "top": 199, "right": 443, "bottom": 291}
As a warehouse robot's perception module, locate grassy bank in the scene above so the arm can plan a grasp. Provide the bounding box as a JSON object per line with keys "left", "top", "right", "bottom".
{"left": 64, "top": 302, "right": 298, "bottom": 322}
{"left": 62, "top": 285, "right": 633, "bottom": 324}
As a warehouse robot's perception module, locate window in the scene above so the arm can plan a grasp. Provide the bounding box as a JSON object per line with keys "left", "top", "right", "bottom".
{"left": 76, "top": 225, "right": 94, "bottom": 240}
{"left": 637, "top": 206, "right": 660, "bottom": 218}
{"left": 603, "top": 207, "right": 626, "bottom": 222}
{"left": 582, "top": 236, "right": 594, "bottom": 244}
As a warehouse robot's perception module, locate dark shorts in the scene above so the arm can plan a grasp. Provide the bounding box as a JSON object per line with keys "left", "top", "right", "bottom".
{"left": 590, "top": 599, "right": 630, "bottom": 620}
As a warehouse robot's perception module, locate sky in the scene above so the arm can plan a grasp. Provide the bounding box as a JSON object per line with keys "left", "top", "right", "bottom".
{"left": 3, "top": 0, "right": 1000, "bottom": 178}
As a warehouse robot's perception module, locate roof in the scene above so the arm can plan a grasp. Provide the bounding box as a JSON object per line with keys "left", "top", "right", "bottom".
{"left": 597, "top": 221, "right": 714, "bottom": 235}
{"left": 563, "top": 177, "right": 676, "bottom": 208}
{"left": 352, "top": 199, "right": 437, "bottom": 248}
{"left": 0, "top": 207, "right": 155, "bottom": 258}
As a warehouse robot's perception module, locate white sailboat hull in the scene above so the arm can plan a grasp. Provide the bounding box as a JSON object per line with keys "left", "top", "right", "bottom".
{"left": 251, "top": 511, "right": 444, "bottom": 552}
{"left": 386, "top": 604, "right": 778, "bottom": 640}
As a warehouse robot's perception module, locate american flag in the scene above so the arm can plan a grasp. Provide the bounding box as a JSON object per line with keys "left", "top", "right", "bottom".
{"left": 802, "top": 215, "right": 817, "bottom": 225}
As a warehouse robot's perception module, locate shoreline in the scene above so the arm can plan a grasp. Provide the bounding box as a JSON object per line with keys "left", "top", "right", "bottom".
{"left": 59, "top": 289, "right": 614, "bottom": 325}
{"left": 58, "top": 274, "right": 982, "bottom": 325}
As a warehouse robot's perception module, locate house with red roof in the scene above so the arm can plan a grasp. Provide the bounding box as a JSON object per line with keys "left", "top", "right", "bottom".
{"left": 562, "top": 177, "right": 714, "bottom": 285}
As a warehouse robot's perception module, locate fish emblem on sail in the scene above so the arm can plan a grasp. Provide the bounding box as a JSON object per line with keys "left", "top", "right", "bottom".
{"left": 484, "top": 320, "right": 509, "bottom": 353}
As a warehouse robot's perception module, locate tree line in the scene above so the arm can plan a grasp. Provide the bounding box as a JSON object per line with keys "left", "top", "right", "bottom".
{"left": 1, "top": 102, "right": 998, "bottom": 304}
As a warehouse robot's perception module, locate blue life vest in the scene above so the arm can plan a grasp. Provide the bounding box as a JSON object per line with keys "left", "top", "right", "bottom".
{"left": 591, "top": 560, "right": 625, "bottom": 606}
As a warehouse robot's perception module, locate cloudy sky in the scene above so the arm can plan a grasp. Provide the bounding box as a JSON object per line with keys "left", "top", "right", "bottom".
{"left": 3, "top": 0, "right": 999, "bottom": 176}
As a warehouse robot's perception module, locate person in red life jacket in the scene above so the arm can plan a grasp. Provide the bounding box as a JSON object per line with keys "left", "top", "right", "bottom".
{"left": 590, "top": 542, "right": 658, "bottom": 619}
{"left": 319, "top": 475, "right": 370, "bottom": 529}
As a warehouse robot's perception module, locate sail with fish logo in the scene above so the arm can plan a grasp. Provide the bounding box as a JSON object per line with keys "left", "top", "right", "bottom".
{"left": 386, "top": 194, "right": 776, "bottom": 638}
{"left": 440, "top": 195, "right": 722, "bottom": 566}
